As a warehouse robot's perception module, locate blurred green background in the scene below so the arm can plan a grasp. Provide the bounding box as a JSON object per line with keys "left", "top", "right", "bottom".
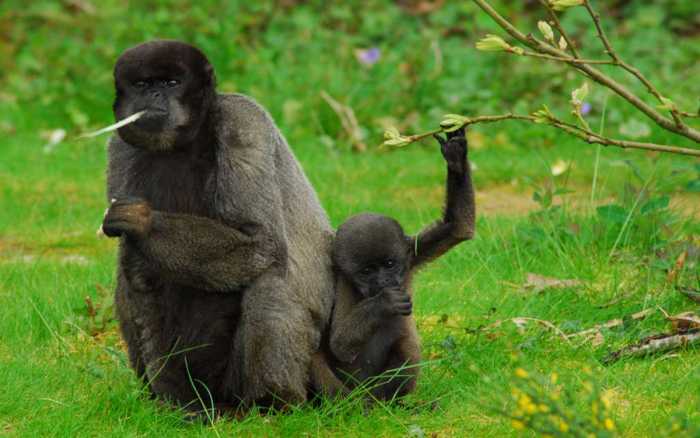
{"left": 0, "top": 1, "right": 698, "bottom": 436}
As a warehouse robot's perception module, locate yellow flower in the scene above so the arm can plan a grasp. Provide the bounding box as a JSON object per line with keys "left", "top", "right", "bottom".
{"left": 538, "top": 404, "right": 550, "bottom": 413}
{"left": 475, "top": 34, "right": 511, "bottom": 52}
{"left": 512, "top": 420, "right": 525, "bottom": 430}
{"left": 604, "top": 418, "right": 615, "bottom": 430}
{"left": 559, "top": 420, "right": 570, "bottom": 432}
{"left": 517, "top": 394, "right": 533, "bottom": 409}
{"left": 515, "top": 368, "right": 529, "bottom": 379}
{"left": 550, "top": 372, "right": 558, "bottom": 384}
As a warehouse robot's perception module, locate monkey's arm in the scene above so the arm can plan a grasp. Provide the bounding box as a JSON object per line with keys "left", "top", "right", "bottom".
{"left": 410, "top": 127, "right": 475, "bottom": 269}
{"left": 104, "top": 200, "right": 280, "bottom": 292}
{"left": 329, "top": 284, "right": 384, "bottom": 363}
{"left": 329, "top": 284, "right": 411, "bottom": 363}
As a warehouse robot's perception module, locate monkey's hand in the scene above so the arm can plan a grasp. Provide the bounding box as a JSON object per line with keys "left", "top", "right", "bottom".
{"left": 433, "top": 126, "right": 467, "bottom": 174}
{"left": 102, "top": 197, "right": 153, "bottom": 239}
{"left": 377, "top": 287, "right": 412, "bottom": 317}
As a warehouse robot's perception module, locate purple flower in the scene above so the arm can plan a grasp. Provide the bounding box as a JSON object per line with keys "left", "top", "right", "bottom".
{"left": 581, "top": 102, "right": 592, "bottom": 116}
{"left": 355, "top": 47, "right": 380, "bottom": 66}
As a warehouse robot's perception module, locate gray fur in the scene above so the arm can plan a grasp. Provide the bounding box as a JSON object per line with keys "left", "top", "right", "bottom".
{"left": 106, "top": 41, "right": 334, "bottom": 410}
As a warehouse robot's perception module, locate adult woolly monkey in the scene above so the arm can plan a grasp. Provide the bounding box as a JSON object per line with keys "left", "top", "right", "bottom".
{"left": 103, "top": 40, "right": 334, "bottom": 410}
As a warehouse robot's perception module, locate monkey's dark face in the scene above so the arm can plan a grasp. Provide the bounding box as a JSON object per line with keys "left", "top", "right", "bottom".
{"left": 333, "top": 213, "right": 412, "bottom": 298}
{"left": 113, "top": 40, "right": 216, "bottom": 152}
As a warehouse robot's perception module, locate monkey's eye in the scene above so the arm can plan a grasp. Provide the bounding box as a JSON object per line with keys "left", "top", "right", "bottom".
{"left": 360, "top": 266, "right": 373, "bottom": 275}
{"left": 166, "top": 79, "right": 180, "bottom": 87}
{"left": 133, "top": 80, "right": 148, "bottom": 88}
{"left": 384, "top": 259, "right": 395, "bottom": 268}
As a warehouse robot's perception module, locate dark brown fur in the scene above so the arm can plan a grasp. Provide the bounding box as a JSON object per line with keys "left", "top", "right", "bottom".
{"left": 312, "top": 128, "right": 475, "bottom": 401}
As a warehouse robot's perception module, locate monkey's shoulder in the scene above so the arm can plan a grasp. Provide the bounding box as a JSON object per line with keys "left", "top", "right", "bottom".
{"left": 214, "top": 93, "right": 282, "bottom": 151}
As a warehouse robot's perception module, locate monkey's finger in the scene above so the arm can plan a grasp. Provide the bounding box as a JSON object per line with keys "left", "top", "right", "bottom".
{"left": 395, "top": 303, "right": 413, "bottom": 315}
{"left": 101, "top": 220, "right": 135, "bottom": 237}
{"left": 432, "top": 133, "right": 446, "bottom": 147}
{"left": 111, "top": 196, "right": 149, "bottom": 208}
{"left": 446, "top": 126, "right": 466, "bottom": 140}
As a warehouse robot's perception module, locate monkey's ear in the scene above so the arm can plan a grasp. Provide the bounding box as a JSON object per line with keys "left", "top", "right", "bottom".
{"left": 205, "top": 63, "right": 217, "bottom": 88}
{"left": 406, "top": 236, "right": 417, "bottom": 256}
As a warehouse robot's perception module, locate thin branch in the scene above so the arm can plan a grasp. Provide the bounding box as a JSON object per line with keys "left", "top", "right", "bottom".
{"left": 581, "top": 0, "right": 685, "bottom": 126}
{"left": 514, "top": 49, "right": 614, "bottom": 64}
{"left": 581, "top": 0, "right": 618, "bottom": 62}
{"left": 539, "top": 0, "right": 580, "bottom": 58}
{"left": 392, "top": 113, "right": 700, "bottom": 157}
{"left": 471, "top": 0, "right": 700, "bottom": 143}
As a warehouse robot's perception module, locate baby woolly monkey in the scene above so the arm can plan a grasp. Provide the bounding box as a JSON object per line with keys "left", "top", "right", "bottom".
{"left": 314, "top": 127, "right": 475, "bottom": 401}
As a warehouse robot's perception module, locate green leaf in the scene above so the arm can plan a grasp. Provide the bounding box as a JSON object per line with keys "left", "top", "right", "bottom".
{"left": 686, "top": 180, "right": 700, "bottom": 192}
{"left": 597, "top": 204, "right": 628, "bottom": 224}
{"left": 640, "top": 196, "right": 670, "bottom": 214}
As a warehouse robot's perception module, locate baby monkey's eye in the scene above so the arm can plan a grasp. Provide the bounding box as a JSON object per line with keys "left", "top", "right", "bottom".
{"left": 166, "top": 79, "right": 180, "bottom": 87}
{"left": 384, "top": 259, "right": 395, "bottom": 268}
{"left": 134, "top": 80, "right": 148, "bottom": 88}
{"left": 361, "top": 266, "right": 373, "bottom": 275}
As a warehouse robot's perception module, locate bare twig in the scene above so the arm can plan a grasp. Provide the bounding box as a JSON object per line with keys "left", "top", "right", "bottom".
{"left": 603, "top": 329, "right": 700, "bottom": 364}
{"left": 581, "top": 0, "right": 618, "bottom": 63}
{"left": 390, "top": 113, "right": 700, "bottom": 157}
{"left": 515, "top": 49, "right": 614, "bottom": 65}
{"left": 581, "top": 0, "right": 684, "bottom": 126}
{"left": 321, "top": 91, "right": 366, "bottom": 152}
{"left": 471, "top": 0, "right": 700, "bottom": 144}
{"left": 566, "top": 308, "right": 654, "bottom": 339}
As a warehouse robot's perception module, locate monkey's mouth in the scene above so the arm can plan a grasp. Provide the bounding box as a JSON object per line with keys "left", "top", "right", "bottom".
{"left": 134, "top": 109, "right": 168, "bottom": 128}
{"left": 138, "top": 108, "right": 168, "bottom": 117}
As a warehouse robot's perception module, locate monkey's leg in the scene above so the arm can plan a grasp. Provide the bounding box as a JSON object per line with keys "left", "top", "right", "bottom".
{"left": 229, "top": 272, "right": 311, "bottom": 407}
{"left": 372, "top": 326, "right": 421, "bottom": 401}
{"left": 309, "top": 351, "right": 350, "bottom": 400}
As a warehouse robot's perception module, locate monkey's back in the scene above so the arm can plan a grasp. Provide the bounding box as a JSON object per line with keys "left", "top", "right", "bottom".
{"left": 215, "top": 94, "right": 336, "bottom": 342}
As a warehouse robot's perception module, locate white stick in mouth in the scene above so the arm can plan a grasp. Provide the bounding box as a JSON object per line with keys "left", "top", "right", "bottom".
{"left": 79, "top": 111, "right": 146, "bottom": 138}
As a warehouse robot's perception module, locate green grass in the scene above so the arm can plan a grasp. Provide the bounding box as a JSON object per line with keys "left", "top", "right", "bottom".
{"left": 1, "top": 1, "right": 699, "bottom": 436}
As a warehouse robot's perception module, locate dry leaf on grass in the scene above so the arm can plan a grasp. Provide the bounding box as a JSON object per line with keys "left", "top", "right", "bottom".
{"left": 523, "top": 273, "right": 582, "bottom": 293}
{"left": 666, "top": 311, "right": 700, "bottom": 333}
